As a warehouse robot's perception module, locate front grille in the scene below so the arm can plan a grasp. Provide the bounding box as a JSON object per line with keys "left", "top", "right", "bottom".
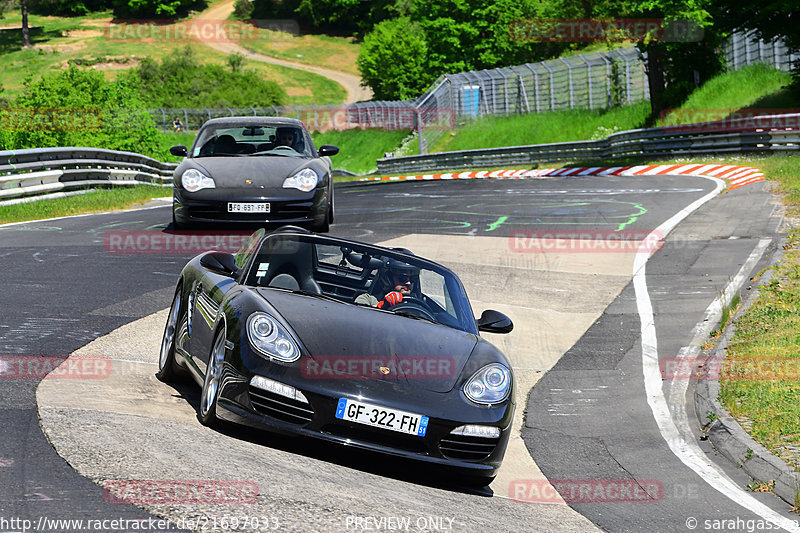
{"left": 439, "top": 434, "right": 499, "bottom": 461}
{"left": 321, "top": 424, "right": 428, "bottom": 454}
{"left": 248, "top": 386, "right": 314, "bottom": 425}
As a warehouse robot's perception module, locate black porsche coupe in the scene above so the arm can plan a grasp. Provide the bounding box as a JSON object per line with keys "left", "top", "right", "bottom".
{"left": 159, "top": 226, "right": 515, "bottom": 485}
{"left": 169, "top": 117, "right": 338, "bottom": 232}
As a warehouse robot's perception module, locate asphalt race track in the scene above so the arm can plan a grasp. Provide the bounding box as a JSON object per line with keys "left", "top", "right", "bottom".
{"left": 1, "top": 173, "right": 797, "bottom": 532}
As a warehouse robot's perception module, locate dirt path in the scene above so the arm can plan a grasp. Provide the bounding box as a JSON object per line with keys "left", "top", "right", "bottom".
{"left": 194, "top": 0, "right": 372, "bottom": 103}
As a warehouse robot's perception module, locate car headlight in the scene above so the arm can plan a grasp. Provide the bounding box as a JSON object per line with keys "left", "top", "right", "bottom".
{"left": 247, "top": 312, "right": 300, "bottom": 362}
{"left": 282, "top": 168, "right": 319, "bottom": 192}
{"left": 463, "top": 363, "right": 511, "bottom": 405}
{"left": 181, "top": 168, "right": 215, "bottom": 192}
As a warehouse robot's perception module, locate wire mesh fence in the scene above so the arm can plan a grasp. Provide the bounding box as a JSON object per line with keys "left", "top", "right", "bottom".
{"left": 153, "top": 32, "right": 797, "bottom": 156}
{"left": 151, "top": 46, "right": 649, "bottom": 154}
{"left": 724, "top": 31, "right": 798, "bottom": 72}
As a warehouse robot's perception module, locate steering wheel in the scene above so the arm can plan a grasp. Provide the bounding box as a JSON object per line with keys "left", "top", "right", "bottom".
{"left": 273, "top": 145, "right": 297, "bottom": 152}
{"left": 391, "top": 296, "right": 436, "bottom": 322}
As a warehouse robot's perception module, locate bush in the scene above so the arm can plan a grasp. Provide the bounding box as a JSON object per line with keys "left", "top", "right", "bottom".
{"left": 0, "top": 66, "right": 161, "bottom": 157}
{"left": 129, "top": 46, "right": 287, "bottom": 107}
{"left": 112, "top": 0, "right": 206, "bottom": 18}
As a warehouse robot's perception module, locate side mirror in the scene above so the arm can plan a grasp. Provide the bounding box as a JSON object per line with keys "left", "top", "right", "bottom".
{"left": 318, "top": 145, "right": 339, "bottom": 157}
{"left": 170, "top": 145, "right": 188, "bottom": 157}
{"left": 200, "top": 252, "right": 239, "bottom": 278}
{"left": 476, "top": 309, "right": 513, "bottom": 334}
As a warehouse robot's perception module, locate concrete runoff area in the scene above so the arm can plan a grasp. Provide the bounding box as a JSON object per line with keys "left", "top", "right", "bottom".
{"left": 36, "top": 233, "right": 642, "bottom": 531}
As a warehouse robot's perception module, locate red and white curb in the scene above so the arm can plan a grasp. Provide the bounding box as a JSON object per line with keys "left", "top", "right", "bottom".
{"left": 361, "top": 164, "right": 764, "bottom": 191}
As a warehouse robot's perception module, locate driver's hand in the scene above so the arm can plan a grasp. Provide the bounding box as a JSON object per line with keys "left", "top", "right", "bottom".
{"left": 377, "top": 291, "right": 403, "bottom": 308}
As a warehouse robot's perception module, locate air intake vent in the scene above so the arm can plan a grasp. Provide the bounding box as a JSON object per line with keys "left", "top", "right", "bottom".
{"left": 248, "top": 386, "right": 314, "bottom": 425}
{"left": 439, "top": 434, "right": 499, "bottom": 461}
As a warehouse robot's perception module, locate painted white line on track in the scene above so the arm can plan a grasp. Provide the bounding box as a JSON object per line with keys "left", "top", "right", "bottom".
{"left": 634, "top": 177, "right": 800, "bottom": 532}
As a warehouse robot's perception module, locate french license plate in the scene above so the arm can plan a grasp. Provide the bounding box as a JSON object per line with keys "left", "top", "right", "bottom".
{"left": 228, "top": 202, "right": 270, "bottom": 213}
{"left": 335, "top": 398, "right": 429, "bottom": 437}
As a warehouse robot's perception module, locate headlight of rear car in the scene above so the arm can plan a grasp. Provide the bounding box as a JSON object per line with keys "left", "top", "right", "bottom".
{"left": 282, "top": 168, "right": 319, "bottom": 192}
{"left": 463, "top": 363, "right": 511, "bottom": 405}
{"left": 181, "top": 168, "right": 215, "bottom": 192}
{"left": 247, "top": 312, "right": 301, "bottom": 363}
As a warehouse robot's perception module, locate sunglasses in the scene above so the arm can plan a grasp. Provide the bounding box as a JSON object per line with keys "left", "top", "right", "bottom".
{"left": 393, "top": 274, "right": 413, "bottom": 283}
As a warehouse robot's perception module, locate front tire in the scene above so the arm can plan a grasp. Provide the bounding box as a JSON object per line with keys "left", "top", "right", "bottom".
{"left": 199, "top": 327, "right": 226, "bottom": 427}
{"left": 158, "top": 287, "right": 183, "bottom": 382}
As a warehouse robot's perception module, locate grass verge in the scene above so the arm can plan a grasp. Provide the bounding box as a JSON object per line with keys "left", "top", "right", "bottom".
{"left": 0, "top": 185, "right": 168, "bottom": 224}
{"left": 312, "top": 129, "right": 411, "bottom": 175}
{"left": 0, "top": 12, "right": 348, "bottom": 105}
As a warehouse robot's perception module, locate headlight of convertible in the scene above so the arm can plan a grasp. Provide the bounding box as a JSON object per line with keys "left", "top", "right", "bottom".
{"left": 282, "top": 168, "right": 319, "bottom": 192}
{"left": 181, "top": 168, "right": 215, "bottom": 192}
{"left": 463, "top": 363, "right": 511, "bottom": 405}
{"left": 247, "top": 312, "right": 301, "bottom": 362}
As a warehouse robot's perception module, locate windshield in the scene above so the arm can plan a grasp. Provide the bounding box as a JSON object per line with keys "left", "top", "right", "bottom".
{"left": 191, "top": 124, "right": 315, "bottom": 158}
{"left": 243, "top": 233, "right": 477, "bottom": 334}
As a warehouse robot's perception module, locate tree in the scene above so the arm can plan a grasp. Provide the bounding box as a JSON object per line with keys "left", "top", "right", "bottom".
{"left": 21, "top": 0, "right": 30, "bottom": 47}
{"left": 357, "top": 17, "right": 430, "bottom": 100}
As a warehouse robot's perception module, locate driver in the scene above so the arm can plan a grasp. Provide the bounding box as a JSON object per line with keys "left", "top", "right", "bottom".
{"left": 355, "top": 259, "right": 418, "bottom": 308}
{"left": 275, "top": 127, "right": 297, "bottom": 148}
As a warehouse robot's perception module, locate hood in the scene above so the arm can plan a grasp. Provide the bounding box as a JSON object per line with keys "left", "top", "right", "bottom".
{"left": 256, "top": 288, "right": 478, "bottom": 393}
{"left": 191, "top": 157, "right": 311, "bottom": 189}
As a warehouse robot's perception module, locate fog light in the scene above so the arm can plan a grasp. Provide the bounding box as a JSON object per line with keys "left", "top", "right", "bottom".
{"left": 450, "top": 425, "right": 500, "bottom": 439}
{"left": 250, "top": 375, "right": 308, "bottom": 403}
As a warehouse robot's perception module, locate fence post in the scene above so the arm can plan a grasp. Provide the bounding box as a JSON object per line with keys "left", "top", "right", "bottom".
{"left": 542, "top": 62, "right": 555, "bottom": 111}
{"left": 601, "top": 55, "right": 612, "bottom": 108}
{"left": 624, "top": 58, "right": 632, "bottom": 105}
{"left": 525, "top": 64, "right": 540, "bottom": 113}
{"left": 182, "top": 109, "right": 189, "bottom": 131}
{"left": 559, "top": 58, "right": 574, "bottom": 109}
{"left": 416, "top": 108, "right": 426, "bottom": 155}
{"left": 579, "top": 54, "right": 592, "bottom": 110}
{"left": 510, "top": 66, "right": 530, "bottom": 114}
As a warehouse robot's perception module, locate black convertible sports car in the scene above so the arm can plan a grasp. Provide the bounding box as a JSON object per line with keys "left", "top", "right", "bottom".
{"left": 159, "top": 226, "right": 515, "bottom": 485}
{"left": 169, "top": 117, "right": 338, "bottom": 232}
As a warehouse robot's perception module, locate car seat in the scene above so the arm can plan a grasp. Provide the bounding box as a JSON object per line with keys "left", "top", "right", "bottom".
{"left": 262, "top": 239, "right": 322, "bottom": 294}
{"left": 214, "top": 135, "right": 238, "bottom": 155}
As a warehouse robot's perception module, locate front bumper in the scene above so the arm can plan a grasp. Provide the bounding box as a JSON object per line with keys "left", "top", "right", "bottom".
{"left": 173, "top": 187, "right": 327, "bottom": 226}
{"left": 214, "top": 372, "right": 513, "bottom": 479}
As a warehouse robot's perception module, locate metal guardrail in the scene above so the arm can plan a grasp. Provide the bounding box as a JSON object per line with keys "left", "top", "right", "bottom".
{"left": 0, "top": 148, "right": 178, "bottom": 206}
{"left": 376, "top": 114, "right": 800, "bottom": 174}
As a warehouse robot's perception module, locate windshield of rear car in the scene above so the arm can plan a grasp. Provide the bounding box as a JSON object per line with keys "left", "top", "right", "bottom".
{"left": 242, "top": 233, "right": 478, "bottom": 334}
{"left": 191, "top": 125, "right": 315, "bottom": 158}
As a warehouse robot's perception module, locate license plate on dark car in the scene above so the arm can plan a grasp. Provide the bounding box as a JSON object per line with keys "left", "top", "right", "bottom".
{"left": 335, "top": 398, "right": 429, "bottom": 437}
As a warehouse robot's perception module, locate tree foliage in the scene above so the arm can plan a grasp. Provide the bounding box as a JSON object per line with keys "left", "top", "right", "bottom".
{"left": 0, "top": 66, "right": 161, "bottom": 155}
{"left": 111, "top": 0, "right": 205, "bottom": 18}
{"left": 126, "top": 46, "right": 287, "bottom": 107}
{"left": 356, "top": 17, "right": 429, "bottom": 100}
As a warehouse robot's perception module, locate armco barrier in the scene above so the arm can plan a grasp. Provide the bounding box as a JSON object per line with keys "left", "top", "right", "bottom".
{"left": 0, "top": 147, "right": 177, "bottom": 206}
{"left": 376, "top": 113, "right": 800, "bottom": 174}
